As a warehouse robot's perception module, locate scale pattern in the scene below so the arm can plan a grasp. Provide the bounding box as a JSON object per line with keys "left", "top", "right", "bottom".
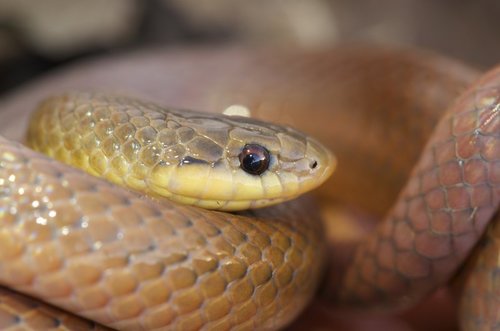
{"left": 0, "top": 286, "right": 110, "bottom": 331}
{"left": 0, "top": 138, "right": 324, "bottom": 330}
{"left": 339, "top": 66, "right": 500, "bottom": 315}
{"left": 460, "top": 212, "right": 500, "bottom": 331}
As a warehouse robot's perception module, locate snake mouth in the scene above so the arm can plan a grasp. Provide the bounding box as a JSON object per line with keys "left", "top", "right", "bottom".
{"left": 145, "top": 146, "right": 336, "bottom": 212}
{"left": 139, "top": 133, "right": 336, "bottom": 212}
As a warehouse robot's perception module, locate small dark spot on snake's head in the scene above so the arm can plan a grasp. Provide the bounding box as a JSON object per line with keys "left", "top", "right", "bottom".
{"left": 179, "top": 156, "right": 208, "bottom": 166}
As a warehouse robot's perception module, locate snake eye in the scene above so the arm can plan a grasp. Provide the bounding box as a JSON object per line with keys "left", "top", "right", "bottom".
{"left": 239, "top": 144, "right": 270, "bottom": 175}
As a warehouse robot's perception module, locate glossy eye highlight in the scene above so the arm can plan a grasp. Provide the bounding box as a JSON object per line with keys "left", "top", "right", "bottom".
{"left": 239, "top": 144, "right": 270, "bottom": 175}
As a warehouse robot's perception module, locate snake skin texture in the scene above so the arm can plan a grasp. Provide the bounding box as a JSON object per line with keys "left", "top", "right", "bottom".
{"left": 0, "top": 286, "right": 111, "bottom": 331}
{"left": 339, "top": 66, "right": 500, "bottom": 314}
{"left": 460, "top": 212, "right": 500, "bottom": 331}
{"left": 0, "top": 137, "right": 324, "bottom": 330}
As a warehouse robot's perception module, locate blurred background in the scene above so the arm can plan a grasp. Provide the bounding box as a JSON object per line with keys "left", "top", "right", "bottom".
{"left": 0, "top": 0, "right": 499, "bottom": 95}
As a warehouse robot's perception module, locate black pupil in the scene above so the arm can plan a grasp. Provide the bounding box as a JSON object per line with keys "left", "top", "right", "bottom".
{"left": 239, "top": 144, "right": 270, "bottom": 175}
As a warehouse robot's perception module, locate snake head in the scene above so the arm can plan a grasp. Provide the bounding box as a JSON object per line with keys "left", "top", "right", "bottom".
{"left": 28, "top": 93, "right": 335, "bottom": 211}
{"left": 146, "top": 106, "right": 336, "bottom": 210}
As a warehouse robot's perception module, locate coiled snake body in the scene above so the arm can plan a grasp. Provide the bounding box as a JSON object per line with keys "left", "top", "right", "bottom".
{"left": 0, "top": 47, "right": 498, "bottom": 330}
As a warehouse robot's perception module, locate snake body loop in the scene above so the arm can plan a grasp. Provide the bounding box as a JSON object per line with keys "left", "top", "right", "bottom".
{"left": 338, "top": 65, "right": 500, "bottom": 315}
{"left": 0, "top": 47, "right": 498, "bottom": 330}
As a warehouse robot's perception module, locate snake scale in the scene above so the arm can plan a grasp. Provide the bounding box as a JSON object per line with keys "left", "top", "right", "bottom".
{"left": 0, "top": 47, "right": 498, "bottom": 330}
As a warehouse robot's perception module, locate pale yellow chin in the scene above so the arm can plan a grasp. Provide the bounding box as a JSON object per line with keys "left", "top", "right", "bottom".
{"left": 145, "top": 159, "right": 335, "bottom": 211}
{"left": 157, "top": 194, "right": 291, "bottom": 211}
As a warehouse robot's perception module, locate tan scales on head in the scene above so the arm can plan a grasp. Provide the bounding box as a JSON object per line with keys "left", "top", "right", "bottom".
{"left": 27, "top": 92, "right": 334, "bottom": 210}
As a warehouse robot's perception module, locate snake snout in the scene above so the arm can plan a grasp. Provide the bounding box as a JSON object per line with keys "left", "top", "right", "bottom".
{"left": 304, "top": 136, "right": 336, "bottom": 185}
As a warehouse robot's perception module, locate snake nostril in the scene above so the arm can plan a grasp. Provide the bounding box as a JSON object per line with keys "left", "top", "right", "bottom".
{"left": 310, "top": 160, "right": 318, "bottom": 169}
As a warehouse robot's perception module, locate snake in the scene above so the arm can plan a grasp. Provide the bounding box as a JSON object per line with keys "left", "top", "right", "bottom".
{"left": 0, "top": 46, "right": 498, "bottom": 330}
